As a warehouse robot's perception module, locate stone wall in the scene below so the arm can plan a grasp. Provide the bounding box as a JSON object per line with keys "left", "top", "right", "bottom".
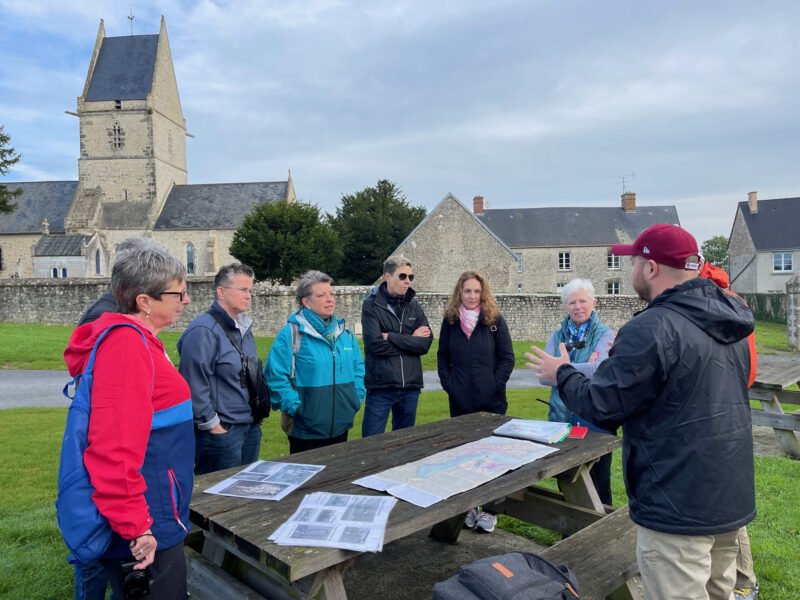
{"left": 0, "top": 278, "right": 646, "bottom": 340}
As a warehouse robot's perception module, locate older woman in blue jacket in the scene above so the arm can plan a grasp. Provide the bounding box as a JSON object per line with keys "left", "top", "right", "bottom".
{"left": 265, "top": 270, "right": 366, "bottom": 454}
{"left": 538, "top": 277, "right": 615, "bottom": 504}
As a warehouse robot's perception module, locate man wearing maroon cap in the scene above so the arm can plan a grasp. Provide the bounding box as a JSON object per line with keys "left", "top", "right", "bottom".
{"left": 527, "top": 224, "right": 756, "bottom": 600}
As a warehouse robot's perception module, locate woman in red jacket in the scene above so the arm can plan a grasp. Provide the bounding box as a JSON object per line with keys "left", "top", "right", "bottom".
{"left": 64, "top": 241, "right": 193, "bottom": 599}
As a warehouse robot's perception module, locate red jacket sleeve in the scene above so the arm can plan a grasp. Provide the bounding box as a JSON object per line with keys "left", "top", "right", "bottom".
{"left": 84, "top": 327, "right": 155, "bottom": 539}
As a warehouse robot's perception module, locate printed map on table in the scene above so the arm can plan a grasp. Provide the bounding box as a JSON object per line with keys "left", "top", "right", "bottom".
{"left": 353, "top": 436, "right": 557, "bottom": 507}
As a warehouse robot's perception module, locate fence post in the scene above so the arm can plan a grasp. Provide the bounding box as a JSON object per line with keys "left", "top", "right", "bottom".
{"left": 788, "top": 272, "right": 800, "bottom": 350}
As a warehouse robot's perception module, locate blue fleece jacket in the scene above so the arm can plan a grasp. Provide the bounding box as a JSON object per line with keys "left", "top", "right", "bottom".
{"left": 265, "top": 310, "right": 366, "bottom": 440}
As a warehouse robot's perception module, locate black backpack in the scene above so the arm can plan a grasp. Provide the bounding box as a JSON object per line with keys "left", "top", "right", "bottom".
{"left": 433, "top": 551, "right": 579, "bottom": 600}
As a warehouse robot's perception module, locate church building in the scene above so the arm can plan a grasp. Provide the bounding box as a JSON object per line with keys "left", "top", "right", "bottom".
{"left": 0, "top": 17, "right": 295, "bottom": 279}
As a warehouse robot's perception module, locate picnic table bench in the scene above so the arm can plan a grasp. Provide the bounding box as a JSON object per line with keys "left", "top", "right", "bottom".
{"left": 749, "top": 356, "right": 800, "bottom": 458}
{"left": 187, "top": 412, "right": 637, "bottom": 599}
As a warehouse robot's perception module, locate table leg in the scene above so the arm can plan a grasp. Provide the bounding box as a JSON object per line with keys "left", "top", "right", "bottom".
{"left": 759, "top": 392, "right": 800, "bottom": 459}
{"left": 429, "top": 512, "right": 468, "bottom": 543}
{"left": 556, "top": 462, "right": 605, "bottom": 513}
{"left": 309, "top": 565, "right": 348, "bottom": 600}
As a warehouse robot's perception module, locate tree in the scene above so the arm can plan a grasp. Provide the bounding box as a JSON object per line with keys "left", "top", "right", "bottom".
{"left": 327, "top": 180, "right": 427, "bottom": 284}
{"left": 0, "top": 125, "right": 23, "bottom": 214}
{"left": 230, "top": 200, "right": 342, "bottom": 285}
{"left": 701, "top": 235, "right": 729, "bottom": 272}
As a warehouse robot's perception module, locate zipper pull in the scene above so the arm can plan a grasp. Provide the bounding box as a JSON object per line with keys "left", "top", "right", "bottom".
{"left": 565, "top": 582, "right": 579, "bottom": 598}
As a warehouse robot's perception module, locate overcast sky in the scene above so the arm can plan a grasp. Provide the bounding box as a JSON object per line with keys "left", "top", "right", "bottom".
{"left": 2, "top": 0, "right": 799, "bottom": 245}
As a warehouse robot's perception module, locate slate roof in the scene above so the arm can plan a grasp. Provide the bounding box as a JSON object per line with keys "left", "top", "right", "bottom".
{"left": 85, "top": 35, "right": 158, "bottom": 101}
{"left": 34, "top": 235, "right": 89, "bottom": 257}
{"left": 737, "top": 197, "right": 800, "bottom": 251}
{"left": 478, "top": 205, "right": 680, "bottom": 247}
{"left": 154, "top": 182, "right": 288, "bottom": 230}
{"left": 0, "top": 181, "right": 78, "bottom": 234}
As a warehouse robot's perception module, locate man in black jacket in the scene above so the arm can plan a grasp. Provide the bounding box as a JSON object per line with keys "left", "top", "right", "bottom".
{"left": 527, "top": 224, "right": 755, "bottom": 600}
{"left": 361, "top": 254, "right": 432, "bottom": 437}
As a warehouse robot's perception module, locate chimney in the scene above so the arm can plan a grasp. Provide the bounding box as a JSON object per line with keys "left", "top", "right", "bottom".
{"left": 621, "top": 192, "right": 636, "bottom": 212}
{"left": 473, "top": 195, "right": 485, "bottom": 215}
{"left": 748, "top": 191, "right": 758, "bottom": 214}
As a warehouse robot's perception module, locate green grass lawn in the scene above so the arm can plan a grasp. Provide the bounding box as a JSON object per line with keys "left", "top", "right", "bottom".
{"left": 2, "top": 391, "right": 799, "bottom": 598}
{"left": 0, "top": 322, "right": 546, "bottom": 371}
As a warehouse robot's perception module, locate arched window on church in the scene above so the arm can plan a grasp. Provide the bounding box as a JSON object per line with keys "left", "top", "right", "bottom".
{"left": 95, "top": 250, "right": 101, "bottom": 275}
{"left": 187, "top": 243, "right": 195, "bottom": 275}
{"left": 52, "top": 268, "right": 58, "bottom": 278}
{"left": 0, "top": 247, "right": 3, "bottom": 271}
{"left": 62, "top": 267, "right": 68, "bottom": 278}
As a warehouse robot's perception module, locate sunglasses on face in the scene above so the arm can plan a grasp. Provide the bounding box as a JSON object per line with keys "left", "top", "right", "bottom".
{"left": 564, "top": 341, "right": 586, "bottom": 351}
{"left": 396, "top": 273, "right": 414, "bottom": 281}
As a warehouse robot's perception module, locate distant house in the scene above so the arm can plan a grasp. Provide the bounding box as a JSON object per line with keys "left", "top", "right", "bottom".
{"left": 729, "top": 192, "right": 800, "bottom": 294}
{"left": 391, "top": 191, "right": 681, "bottom": 294}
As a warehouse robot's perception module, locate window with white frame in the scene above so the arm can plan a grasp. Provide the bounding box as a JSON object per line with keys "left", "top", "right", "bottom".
{"left": 558, "top": 252, "right": 571, "bottom": 271}
{"left": 556, "top": 282, "right": 565, "bottom": 292}
{"left": 773, "top": 252, "right": 793, "bottom": 272}
{"left": 607, "top": 252, "right": 620, "bottom": 270}
{"left": 517, "top": 284, "right": 523, "bottom": 293}
{"left": 607, "top": 280, "right": 620, "bottom": 295}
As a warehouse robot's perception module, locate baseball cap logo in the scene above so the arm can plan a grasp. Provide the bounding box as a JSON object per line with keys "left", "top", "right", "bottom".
{"left": 643, "top": 246, "right": 650, "bottom": 254}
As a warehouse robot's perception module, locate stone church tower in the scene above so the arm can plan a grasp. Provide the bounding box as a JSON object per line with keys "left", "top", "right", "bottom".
{"left": 65, "top": 17, "right": 187, "bottom": 235}
{"left": 0, "top": 17, "right": 295, "bottom": 280}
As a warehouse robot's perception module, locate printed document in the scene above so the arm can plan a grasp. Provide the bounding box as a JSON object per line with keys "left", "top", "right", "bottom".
{"left": 204, "top": 460, "right": 325, "bottom": 501}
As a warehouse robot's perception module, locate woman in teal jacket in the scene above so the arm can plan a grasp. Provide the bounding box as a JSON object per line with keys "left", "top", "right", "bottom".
{"left": 265, "top": 270, "right": 366, "bottom": 454}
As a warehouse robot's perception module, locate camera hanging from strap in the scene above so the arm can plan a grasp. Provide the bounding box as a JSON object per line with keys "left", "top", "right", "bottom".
{"left": 207, "top": 310, "right": 270, "bottom": 422}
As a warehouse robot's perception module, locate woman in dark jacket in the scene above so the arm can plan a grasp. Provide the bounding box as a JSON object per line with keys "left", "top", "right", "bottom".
{"left": 437, "top": 271, "right": 515, "bottom": 418}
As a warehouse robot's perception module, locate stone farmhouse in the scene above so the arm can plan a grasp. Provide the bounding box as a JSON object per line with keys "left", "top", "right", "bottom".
{"left": 729, "top": 191, "right": 800, "bottom": 294}
{"left": 391, "top": 192, "right": 681, "bottom": 294}
{"left": 0, "top": 18, "right": 295, "bottom": 280}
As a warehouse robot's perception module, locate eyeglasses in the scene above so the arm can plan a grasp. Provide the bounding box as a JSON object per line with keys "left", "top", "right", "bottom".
{"left": 222, "top": 286, "right": 252, "bottom": 294}
{"left": 397, "top": 273, "right": 414, "bottom": 281}
{"left": 161, "top": 290, "right": 188, "bottom": 302}
{"left": 564, "top": 341, "right": 586, "bottom": 351}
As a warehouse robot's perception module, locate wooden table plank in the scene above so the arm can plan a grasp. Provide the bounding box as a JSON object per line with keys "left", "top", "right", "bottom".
{"left": 753, "top": 360, "right": 800, "bottom": 390}
{"left": 189, "top": 412, "right": 622, "bottom": 582}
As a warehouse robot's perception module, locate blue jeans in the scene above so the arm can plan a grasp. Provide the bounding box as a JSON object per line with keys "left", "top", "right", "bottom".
{"left": 74, "top": 559, "right": 118, "bottom": 600}
{"left": 194, "top": 422, "right": 262, "bottom": 475}
{"left": 361, "top": 389, "right": 421, "bottom": 437}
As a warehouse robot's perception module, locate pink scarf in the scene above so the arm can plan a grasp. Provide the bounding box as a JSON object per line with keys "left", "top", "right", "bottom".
{"left": 459, "top": 305, "right": 480, "bottom": 339}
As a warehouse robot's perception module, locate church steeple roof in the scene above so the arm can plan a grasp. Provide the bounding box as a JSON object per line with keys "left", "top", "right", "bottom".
{"left": 85, "top": 34, "right": 159, "bottom": 101}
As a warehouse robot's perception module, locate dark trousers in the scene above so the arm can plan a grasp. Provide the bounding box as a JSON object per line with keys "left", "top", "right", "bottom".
{"left": 590, "top": 452, "right": 613, "bottom": 505}
{"left": 361, "top": 389, "right": 421, "bottom": 437}
{"left": 289, "top": 432, "right": 348, "bottom": 454}
{"left": 194, "top": 422, "right": 262, "bottom": 475}
{"left": 73, "top": 558, "right": 118, "bottom": 600}
{"left": 102, "top": 541, "right": 186, "bottom": 600}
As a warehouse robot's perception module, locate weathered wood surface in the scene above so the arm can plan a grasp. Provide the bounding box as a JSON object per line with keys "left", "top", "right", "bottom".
{"left": 541, "top": 505, "right": 639, "bottom": 600}
{"left": 189, "top": 412, "right": 621, "bottom": 583}
{"left": 752, "top": 358, "right": 800, "bottom": 391}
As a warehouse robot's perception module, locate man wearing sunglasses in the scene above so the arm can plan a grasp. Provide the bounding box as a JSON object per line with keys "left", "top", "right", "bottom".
{"left": 361, "top": 254, "right": 433, "bottom": 437}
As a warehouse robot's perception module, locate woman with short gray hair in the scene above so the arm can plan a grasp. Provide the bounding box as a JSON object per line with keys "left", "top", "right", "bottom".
{"left": 266, "top": 270, "right": 366, "bottom": 454}
{"left": 63, "top": 243, "right": 193, "bottom": 598}
{"left": 538, "top": 277, "right": 616, "bottom": 504}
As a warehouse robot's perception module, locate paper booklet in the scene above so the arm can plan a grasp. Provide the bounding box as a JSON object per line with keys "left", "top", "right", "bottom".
{"left": 204, "top": 460, "right": 325, "bottom": 501}
{"left": 493, "top": 419, "right": 571, "bottom": 444}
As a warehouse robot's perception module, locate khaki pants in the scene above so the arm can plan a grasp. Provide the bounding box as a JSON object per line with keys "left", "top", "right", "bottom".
{"left": 637, "top": 526, "right": 739, "bottom": 600}
{"left": 735, "top": 526, "right": 757, "bottom": 589}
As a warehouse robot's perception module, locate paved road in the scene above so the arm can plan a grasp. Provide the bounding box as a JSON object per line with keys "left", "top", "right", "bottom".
{"left": 0, "top": 369, "right": 545, "bottom": 410}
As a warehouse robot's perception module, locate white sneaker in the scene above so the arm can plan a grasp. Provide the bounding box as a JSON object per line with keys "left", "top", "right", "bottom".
{"left": 464, "top": 508, "right": 482, "bottom": 528}
{"left": 475, "top": 512, "right": 497, "bottom": 533}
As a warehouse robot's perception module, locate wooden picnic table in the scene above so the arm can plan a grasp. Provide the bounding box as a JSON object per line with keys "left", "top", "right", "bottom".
{"left": 749, "top": 355, "right": 800, "bottom": 459}
{"left": 189, "top": 412, "right": 625, "bottom": 600}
